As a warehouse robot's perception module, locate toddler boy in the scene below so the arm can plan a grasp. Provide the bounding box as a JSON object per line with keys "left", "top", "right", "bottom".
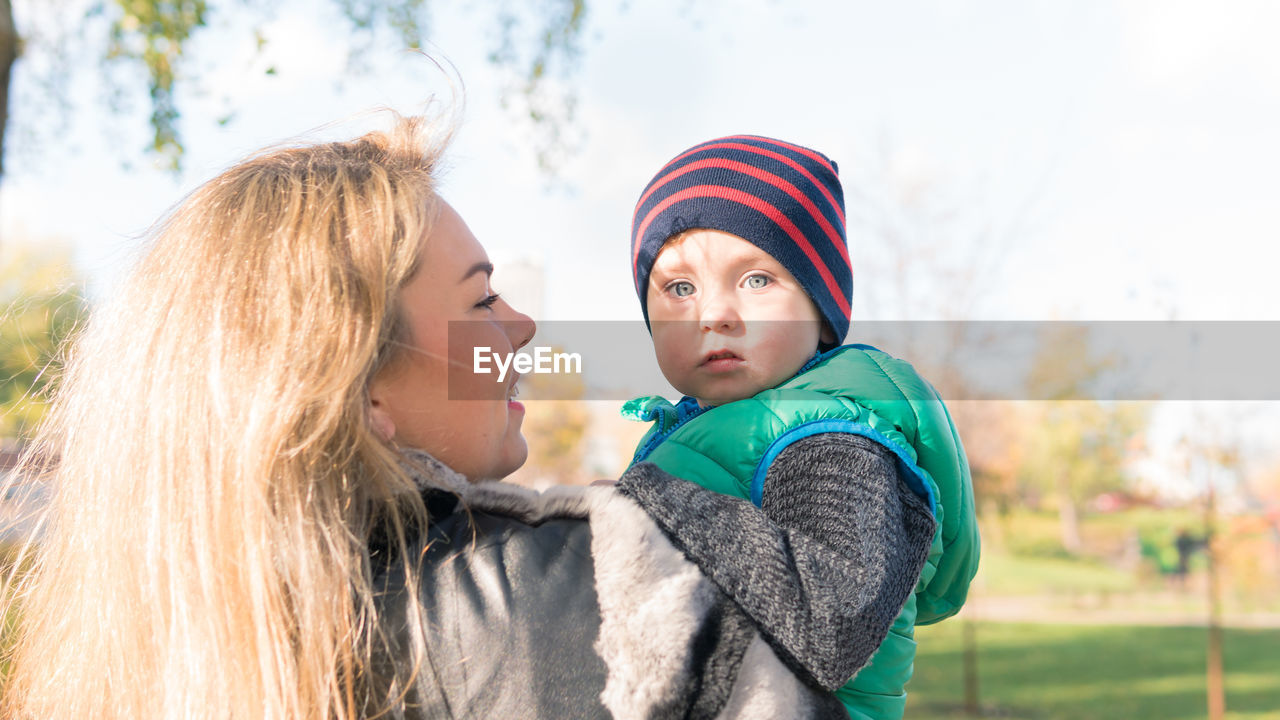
{"left": 626, "top": 135, "right": 979, "bottom": 720}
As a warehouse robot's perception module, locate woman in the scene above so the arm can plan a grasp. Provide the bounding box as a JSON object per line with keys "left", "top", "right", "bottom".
{"left": 2, "top": 114, "right": 934, "bottom": 719}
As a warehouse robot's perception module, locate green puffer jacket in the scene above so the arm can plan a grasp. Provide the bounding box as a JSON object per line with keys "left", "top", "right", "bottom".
{"left": 625, "top": 344, "right": 980, "bottom": 720}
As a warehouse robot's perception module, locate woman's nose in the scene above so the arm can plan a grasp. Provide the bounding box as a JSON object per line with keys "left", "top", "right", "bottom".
{"left": 499, "top": 298, "right": 536, "bottom": 350}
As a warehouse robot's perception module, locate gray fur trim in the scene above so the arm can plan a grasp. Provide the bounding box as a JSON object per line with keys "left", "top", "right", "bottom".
{"left": 400, "top": 448, "right": 595, "bottom": 523}
{"left": 714, "top": 637, "right": 850, "bottom": 720}
{"left": 399, "top": 448, "right": 471, "bottom": 492}
{"left": 395, "top": 449, "right": 844, "bottom": 719}
{"left": 589, "top": 474, "right": 833, "bottom": 719}
{"left": 588, "top": 486, "right": 721, "bottom": 719}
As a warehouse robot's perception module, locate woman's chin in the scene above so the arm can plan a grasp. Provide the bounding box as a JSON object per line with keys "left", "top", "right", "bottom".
{"left": 490, "top": 437, "right": 529, "bottom": 481}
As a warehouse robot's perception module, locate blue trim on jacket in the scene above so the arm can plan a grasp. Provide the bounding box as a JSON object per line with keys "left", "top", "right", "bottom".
{"left": 750, "top": 419, "right": 938, "bottom": 516}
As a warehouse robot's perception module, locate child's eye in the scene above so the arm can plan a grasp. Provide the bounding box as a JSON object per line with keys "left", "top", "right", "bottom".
{"left": 668, "top": 281, "right": 695, "bottom": 298}
{"left": 745, "top": 275, "right": 771, "bottom": 289}
{"left": 476, "top": 293, "right": 501, "bottom": 310}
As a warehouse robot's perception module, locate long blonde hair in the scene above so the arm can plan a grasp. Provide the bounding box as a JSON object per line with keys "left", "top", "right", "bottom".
{"left": 2, "top": 114, "right": 449, "bottom": 718}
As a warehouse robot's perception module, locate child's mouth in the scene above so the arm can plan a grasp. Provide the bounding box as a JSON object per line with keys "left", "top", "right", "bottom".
{"left": 700, "top": 349, "right": 743, "bottom": 370}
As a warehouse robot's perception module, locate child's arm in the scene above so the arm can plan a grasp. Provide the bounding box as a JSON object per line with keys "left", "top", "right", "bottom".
{"left": 616, "top": 433, "right": 935, "bottom": 691}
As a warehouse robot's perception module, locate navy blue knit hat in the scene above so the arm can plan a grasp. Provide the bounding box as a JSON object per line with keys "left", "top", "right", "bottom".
{"left": 630, "top": 134, "right": 852, "bottom": 344}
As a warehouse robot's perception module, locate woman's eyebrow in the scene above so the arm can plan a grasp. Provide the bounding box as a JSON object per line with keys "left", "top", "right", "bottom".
{"left": 460, "top": 261, "right": 494, "bottom": 283}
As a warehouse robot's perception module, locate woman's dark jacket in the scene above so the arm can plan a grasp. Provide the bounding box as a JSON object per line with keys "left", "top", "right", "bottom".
{"left": 367, "top": 434, "right": 936, "bottom": 719}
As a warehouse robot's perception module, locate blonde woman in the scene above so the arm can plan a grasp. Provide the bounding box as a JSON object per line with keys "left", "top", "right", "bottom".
{"left": 1, "top": 114, "right": 934, "bottom": 719}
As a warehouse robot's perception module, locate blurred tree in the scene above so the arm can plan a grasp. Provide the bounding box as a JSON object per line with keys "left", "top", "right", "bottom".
{"left": 515, "top": 398, "right": 590, "bottom": 486}
{"left": 949, "top": 400, "right": 1028, "bottom": 549}
{"left": 0, "top": 0, "right": 586, "bottom": 177}
{"left": 0, "top": 243, "right": 86, "bottom": 440}
{"left": 845, "top": 135, "right": 1043, "bottom": 716}
{"left": 1021, "top": 401, "right": 1148, "bottom": 553}
{"left": 1017, "top": 322, "right": 1149, "bottom": 552}
{"left": 847, "top": 132, "right": 1037, "bottom": 326}
{"left": 846, "top": 136, "right": 1039, "bottom": 540}
{"left": 1022, "top": 322, "right": 1111, "bottom": 403}
{"left": 504, "top": 349, "right": 590, "bottom": 488}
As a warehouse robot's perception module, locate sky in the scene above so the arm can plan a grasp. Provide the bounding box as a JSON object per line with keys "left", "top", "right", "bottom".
{"left": 6, "top": 0, "right": 1280, "bottom": 320}
{"left": 3, "top": 0, "right": 1279, "bottom": 485}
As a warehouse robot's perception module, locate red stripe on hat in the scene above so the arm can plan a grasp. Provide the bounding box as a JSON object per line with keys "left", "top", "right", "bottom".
{"left": 723, "top": 135, "right": 840, "bottom": 179}
{"left": 632, "top": 185, "right": 851, "bottom": 320}
{"left": 636, "top": 141, "right": 846, "bottom": 227}
{"left": 636, "top": 157, "right": 849, "bottom": 270}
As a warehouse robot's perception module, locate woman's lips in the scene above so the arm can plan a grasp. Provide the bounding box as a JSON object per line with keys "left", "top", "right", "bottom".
{"left": 507, "top": 375, "right": 523, "bottom": 410}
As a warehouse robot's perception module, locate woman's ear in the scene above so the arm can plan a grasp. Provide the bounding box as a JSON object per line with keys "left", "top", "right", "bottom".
{"left": 367, "top": 384, "right": 397, "bottom": 442}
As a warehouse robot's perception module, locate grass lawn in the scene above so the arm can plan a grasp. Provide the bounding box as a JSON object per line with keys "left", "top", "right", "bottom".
{"left": 906, "top": 621, "right": 1280, "bottom": 719}
{"left": 975, "top": 552, "right": 1139, "bottom": 596}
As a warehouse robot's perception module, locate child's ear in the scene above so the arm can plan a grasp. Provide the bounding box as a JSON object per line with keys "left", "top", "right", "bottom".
{"left": 820, "top": 323, "right": 837, "bottom": 346}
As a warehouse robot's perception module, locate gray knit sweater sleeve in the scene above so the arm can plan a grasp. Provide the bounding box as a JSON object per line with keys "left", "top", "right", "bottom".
{"left": 615, "top": 432, "right": 936, "bottom": 691}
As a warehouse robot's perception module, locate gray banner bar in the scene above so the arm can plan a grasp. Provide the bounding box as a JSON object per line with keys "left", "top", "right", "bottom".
{"left": 446, "top": 321, "right": 1280, "bottom": 401}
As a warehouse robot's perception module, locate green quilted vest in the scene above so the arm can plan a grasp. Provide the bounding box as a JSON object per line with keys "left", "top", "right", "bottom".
{"left": 625, "top": 344, "right": 980, "bottom": 720}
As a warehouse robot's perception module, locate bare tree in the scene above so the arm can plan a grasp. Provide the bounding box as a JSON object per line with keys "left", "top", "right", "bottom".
{"left": 843, "top": 133, "right": 1043, "bottom": 720}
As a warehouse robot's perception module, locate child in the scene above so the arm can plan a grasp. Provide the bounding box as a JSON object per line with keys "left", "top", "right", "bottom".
{"left": 625, "top": 135, "right": 980, "bottom": 720}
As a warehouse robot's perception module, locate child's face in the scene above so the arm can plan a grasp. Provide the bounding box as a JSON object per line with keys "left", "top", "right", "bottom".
{"left": 646, "top": 230, "right": 833, "bottom": 407}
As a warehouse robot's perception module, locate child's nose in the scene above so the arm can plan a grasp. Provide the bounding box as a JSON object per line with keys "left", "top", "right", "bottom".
{"left": 698, "top": 296, "right": 742, "bottom": 334}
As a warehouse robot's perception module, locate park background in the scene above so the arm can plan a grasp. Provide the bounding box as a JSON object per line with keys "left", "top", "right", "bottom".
{"left": 1, "top": 1, "right": 1278, "bottom": 718}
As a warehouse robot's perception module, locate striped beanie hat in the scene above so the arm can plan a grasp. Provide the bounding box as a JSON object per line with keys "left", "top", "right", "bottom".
{"left": 630, "top": 134, "right": 852, "bottom": 344}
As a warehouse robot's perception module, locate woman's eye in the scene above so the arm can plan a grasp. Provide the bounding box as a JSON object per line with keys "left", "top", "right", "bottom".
{"left": 477, "top": 293, "right": 501, "bottom": 310}
{"left": 670, "top": 281, "right": 695, "bottom": 298}
{"left": 745, "top": 275, "right": 771, "bottom": 289}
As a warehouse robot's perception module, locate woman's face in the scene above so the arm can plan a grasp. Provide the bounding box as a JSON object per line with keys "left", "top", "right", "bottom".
{"left": 369, "top": 200, "right": 535, "bottom": 481}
